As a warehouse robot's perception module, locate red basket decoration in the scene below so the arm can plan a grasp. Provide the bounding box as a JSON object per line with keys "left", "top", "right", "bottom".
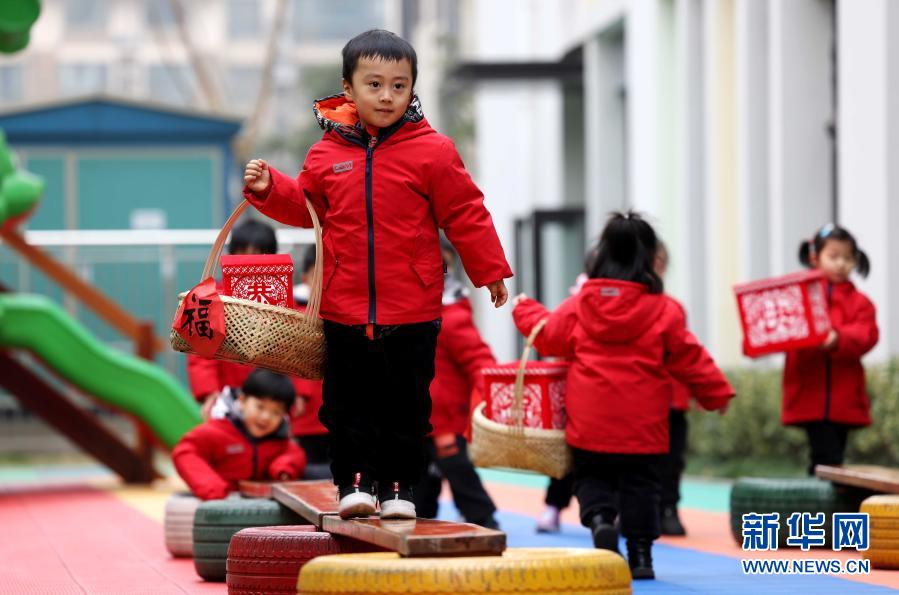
{"left": 734, "top": 270, "right": 832, "bottom": 358}
{"left": 482, "top": 361, "right": 569, "bottom": 430}
{"left": 222, "top": 254, "right": 294, "bottom": 309}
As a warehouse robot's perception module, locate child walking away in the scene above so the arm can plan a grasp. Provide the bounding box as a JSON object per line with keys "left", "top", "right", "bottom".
{"left": 173, "top": 369, "right": 307, "bottom": 500}
{"left": 414, "top": 240, "right": 499, "bottom": 529}
{"left": 654, "top": 240, "right": 691, "bottom": 537}
{"left": 512, "top": 212, "right": 734, "bottom": 580}
{"left": 785, "top": 224, "right": 878, "bottom": 475}
{"left": 242, "top": 29, "right": 512, "bottom": 520}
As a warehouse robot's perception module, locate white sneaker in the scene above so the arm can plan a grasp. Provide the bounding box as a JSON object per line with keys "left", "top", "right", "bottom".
{"left": 338, "top": 473, "right": 377, "bottom": 519}
{"left": 378, "top": 482, "right": 417, "bottom": 519}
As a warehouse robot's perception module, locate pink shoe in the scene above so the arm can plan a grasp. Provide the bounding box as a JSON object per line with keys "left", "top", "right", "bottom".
{"left": 536, "top": 506, "right": 561, "bottom": 533}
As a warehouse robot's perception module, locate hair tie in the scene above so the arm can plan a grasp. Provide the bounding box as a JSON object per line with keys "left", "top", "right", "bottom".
{"left": 817, "top": 222, "right": 835, "bottom": 240}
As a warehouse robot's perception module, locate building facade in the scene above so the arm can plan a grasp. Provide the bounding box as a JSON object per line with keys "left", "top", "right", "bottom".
{"left": 454, "top": 0, "right": 899, "bottom": 366}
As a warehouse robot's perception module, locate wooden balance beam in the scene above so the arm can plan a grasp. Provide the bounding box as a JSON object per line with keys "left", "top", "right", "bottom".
{"left": 815, "top": 465, "right": 899, "bottom": 494}
{"left": 238, "top": 480, "right": 276, "bottom": 499}
{"left": 272, "top": 480, "right": 505, "bottom": 557}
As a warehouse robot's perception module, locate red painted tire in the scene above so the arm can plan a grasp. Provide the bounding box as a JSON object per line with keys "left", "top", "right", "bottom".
{"left": 226, "top": 526, "right": 385, "bottom": 594}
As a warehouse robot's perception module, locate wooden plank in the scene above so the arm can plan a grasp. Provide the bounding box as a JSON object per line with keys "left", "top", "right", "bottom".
{"left": 321, "top": 516, "right": 505, "bottom": 558}
{"left": 816, "top": 465, "right": 899, "bottom": 494}
{"left": 273, "top": 481, "right": 340, "bottom": 527}
{"left": 273, "top": 481, "right": 505, "bottom": 557}
{"left": 239, "top": 480, "right": 277, "bottom": 499}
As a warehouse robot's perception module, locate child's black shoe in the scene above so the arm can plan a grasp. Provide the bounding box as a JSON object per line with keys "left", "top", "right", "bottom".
{"left": 378, "top": 482, "right": 416, "bottom": 519}
{"left": 337, "top": 472, "right": 376, "bottom": 519}
{"left": 660, "top": 505, "right": 686, "bottom": 536}
{"left": 626, "top": 538, "right": 655, "bottom": 580}
{"left": 590, "top": 514, "right": 620, "bottom": 554}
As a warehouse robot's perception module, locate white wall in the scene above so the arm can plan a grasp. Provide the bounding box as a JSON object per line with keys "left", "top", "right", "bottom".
{"left": 767, "top": 0, "right": 834, "bottom": 276}
{"left": 838, "top": 0, "right": 899, "bottom": 361}
{"left": 470, "top": 80, "right": 565, "bottom": 361}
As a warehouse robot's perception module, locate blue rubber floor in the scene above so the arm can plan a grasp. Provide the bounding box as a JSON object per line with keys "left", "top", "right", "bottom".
{"left": 436, "top": 503, "right": 898, "bottom": 594}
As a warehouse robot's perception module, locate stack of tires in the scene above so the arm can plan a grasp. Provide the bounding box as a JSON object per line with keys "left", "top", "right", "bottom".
{"left": 226, "top": 525, "right": 385, "bottom": 594}
{"left": 193, "top": 498, "right": 303, "bottom": 581}
{"left": 164, "top": 493, "right": 201, "bottom": 558}
{"left": 730, "top": 477, "right": 846, "bottom": 547}
{"left": 861, "top": 495, "right": 899, "bottom": 569}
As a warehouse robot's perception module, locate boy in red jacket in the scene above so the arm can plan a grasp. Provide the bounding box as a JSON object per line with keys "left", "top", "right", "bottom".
{"left": 173, "top": 369, "right": 307, "bottom": 500}
{"left": 243, "top": 30, "right": 512, "bottom": 519}
{"left": 414, "top": 241, "right": 499, "bottom": 528}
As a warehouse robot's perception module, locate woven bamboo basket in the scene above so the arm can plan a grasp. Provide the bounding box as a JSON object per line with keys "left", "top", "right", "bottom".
{"left": 469, "top": 319, "right": 572, "bottom": 479}
{"left": 170, "top": 199, "right": 326, "bottom": 380}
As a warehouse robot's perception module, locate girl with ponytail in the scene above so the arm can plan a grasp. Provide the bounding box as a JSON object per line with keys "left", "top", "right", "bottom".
{"left": 512, "top": 212, "right": 734, "bottom": 580}
{"left": 783, "top": 223, "right": 879, "bottom": 474}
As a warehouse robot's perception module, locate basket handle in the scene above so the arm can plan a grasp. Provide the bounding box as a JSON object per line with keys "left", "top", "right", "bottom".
{"left": 200, "top": 198, "right": 324, "bottom": 322}
{"left": 511, "top": 318, "right": 549, "bottom": 434}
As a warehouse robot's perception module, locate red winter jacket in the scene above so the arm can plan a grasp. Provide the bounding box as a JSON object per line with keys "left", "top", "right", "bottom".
{"left": 172, "top": 414, "right": 306, "bottom": 500}
{"left": 667, "top": 297, "right": 693, "bottom": 412}
{"left": 782, "top": 280, "right": 878, "bottom": 427}
{"left": 186, "top": 356, "right": 327, "bottom": 437}
{"left": 243, "top": 94, "right": 513, "bottom": 326}
{"left": 513, "top": 280, "right": 735, "bottom": 454}
{"left": 430, "top": 295, "right": 496, "bottom": 436}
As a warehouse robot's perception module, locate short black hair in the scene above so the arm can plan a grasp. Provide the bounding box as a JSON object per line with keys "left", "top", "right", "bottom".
{"left": 229, "top": 219, "right": 278, "bottom": 255}
{"left": 342, "top": 29, "right": 418, "bottom": 86}
{"left": 586, "top": 211, "right": 663, "bottom": 293}
{"left": 798, "top": 223, "right": 870, "bottom": 277}
{"left": 300, "top": 245, "right": 316, "bottom": 274}
{"left": 241, "top": 369, "right": 295, "bottom": 409}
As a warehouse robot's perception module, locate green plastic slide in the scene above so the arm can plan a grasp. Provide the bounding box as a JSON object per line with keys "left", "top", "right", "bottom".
{"left": 0, "top": 294, "right": 200, "bottom": 448}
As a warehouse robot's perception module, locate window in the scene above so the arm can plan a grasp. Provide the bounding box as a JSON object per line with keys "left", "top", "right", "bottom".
{"left": 293, "top": 0, "right": 385, "bottom": 42}
{"left": 229, "top": 0, "right": 261, "bottom": 39}
{"left": 147, "top": 0, "right": 177, "bottom": 27}
{"left": 58, "top": 64, "right": 108, "bottom": 97}
{"left": 65, "top": 0, "right": 107, "bottom": 30}
{"left": 0, "top": 65, "right": 23, "bottom": 104}
{"left": 148, "top": 64, "right": 194, "bottom": 105}
{"left": 227, "top": 65, "right": 263, "bottom": 112}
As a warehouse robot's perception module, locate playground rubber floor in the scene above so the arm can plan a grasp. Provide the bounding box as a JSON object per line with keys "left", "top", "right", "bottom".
{"left": 1, "top": 464, "right": 897, "bottom": 594}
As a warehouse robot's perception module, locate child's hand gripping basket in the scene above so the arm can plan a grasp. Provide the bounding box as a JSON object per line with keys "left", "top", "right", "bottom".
{"left": 469, "top": 319, "right": 572, "bottom": 479}
{"left": 734, "top": 270, "right": 831, "bottom": 358}
{"left": 170, "top": 199, "right": 326, "bottom": 380}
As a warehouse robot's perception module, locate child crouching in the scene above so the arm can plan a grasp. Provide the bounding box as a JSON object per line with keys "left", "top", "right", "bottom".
{"left": 173, "top": 369, "right": 307, "bottom": 500}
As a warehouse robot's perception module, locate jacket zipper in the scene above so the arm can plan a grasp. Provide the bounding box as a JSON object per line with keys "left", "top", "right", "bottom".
{"left": 365, "top": 135, "right": 377, "bottom": 324}
{"left": 824, "top": 281, "right": 833, "bottom": 420}
{"left": 334, "top": 122, "right": 405, "bottom": 326}
{"left": 251, "top": 440, "right": 259, "bottom": 480}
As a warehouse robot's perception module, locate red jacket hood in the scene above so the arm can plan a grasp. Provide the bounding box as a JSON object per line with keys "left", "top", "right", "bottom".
{"left": 576, "top": 279, "right": 668, "bottom": 343}
{"left": 313, "top": 92, "right": 433, "bottom": 146}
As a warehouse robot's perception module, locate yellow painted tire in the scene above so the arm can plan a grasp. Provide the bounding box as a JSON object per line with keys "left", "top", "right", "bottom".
{"left": 298, "top": 548, "right": 631, "bottom": 594}
{"left": 870, "top": 538, "right": 899, "bottom": 551}
{"left": 862, "top": 548, "right": 899, "bottom": 569}
{"left": 871, "top": 527, "right": 899, "bottom": 539}
{"left": 861, "top": 495, "right": 899, "bottom": 518}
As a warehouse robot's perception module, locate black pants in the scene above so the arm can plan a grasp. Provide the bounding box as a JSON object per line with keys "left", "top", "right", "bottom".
{"left": 320, "top": 320, "right": 439, "bottom": 487}
{"left": 413, "top": 435, "right": 497, "bottom": 526}
{"left": 545, "top": 473, "right": 575, "bottom": 509}
{"left": 297, "top": 434, "right": 332, "bottom": 480}
{"left": 804, "top": 421, "right": 850, "bottom": 476}
{"left": 660, "top": 409, "right": 688, "bottom": 509}
{"left": 573, "top": 447, "right": 662, "bottom": 541}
